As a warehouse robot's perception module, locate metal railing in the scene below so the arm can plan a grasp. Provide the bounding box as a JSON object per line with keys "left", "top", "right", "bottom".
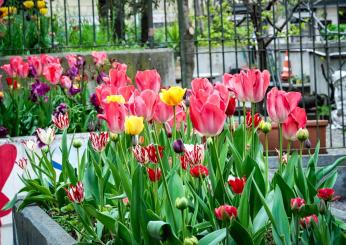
{"left": 0, "top": 0, "right": 345, "bottom": 151}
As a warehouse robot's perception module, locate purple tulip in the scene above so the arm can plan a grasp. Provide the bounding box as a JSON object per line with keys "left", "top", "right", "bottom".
{"left": 69, "top": 85, "right": 81, "bottom": 96}
{"left": 173, "top": 139, "right": 185, "bottom": 153}
{"left": 30, "top": 80, "right": 50, "bottom": 102}
{"left": 0, "top": 126, "right": 8, "bottom": 138}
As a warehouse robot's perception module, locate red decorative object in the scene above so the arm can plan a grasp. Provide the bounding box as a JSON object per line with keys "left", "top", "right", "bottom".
{"left": 0, "top": 144, "right": 17, "bottom": 220}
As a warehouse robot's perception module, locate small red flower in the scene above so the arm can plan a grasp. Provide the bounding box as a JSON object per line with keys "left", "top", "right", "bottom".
{"left": 190, "top": 164, "right": 209, "bottom": 178}
{"left": 89, "top": 132, "right": 109, "bottom": 152}
{"left": 300, "top": 214, "right": 318, "bottom": 229}
{"left": 122, "top": 197, "right": 129, "bottom": 206}
{"left": 52, "top": 113, "right": 69, "bottom": 130}
{"left": 16, "top": 157, "right": 28, "bottom": 169}
{"left": 246, "top": 111, "right": 262, "bottom": 128}
{"left": 225, "top": 96, "right": 236, "bottom": 117}
{"left": 147, "top": 168, "right": 162, "bottom": 182}
{"left": 146, "top": 144, "right": 164, "bottom": 163}
{"left": 290, "top": 197, "right": 305, "bottom": 211}
{"left": 65, "top": 181, "right": 84, "bottom": 203}
{"left": 317, "top": 188, "right": 335, "bottom": 201}
{"left": 6, "top": 78, "right": 18, "bottom": 89}
{"left": 132, "top": 144, "right": 149, "bottom": 164}
{"left": 215, "top": 205, "right": 238, "bottom": 221}
{"left": 228, "top": 177, "right": 246, "bottom": 194}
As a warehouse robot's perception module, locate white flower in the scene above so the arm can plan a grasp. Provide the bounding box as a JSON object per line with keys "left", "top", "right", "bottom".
{"left": 36, "top": 127, "right": 56, "bottom": 145}
{"left": 22, "top": 139, "right": 37, "bottom": 151}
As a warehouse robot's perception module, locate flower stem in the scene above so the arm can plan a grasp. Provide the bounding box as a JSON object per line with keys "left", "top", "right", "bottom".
{"left": 212, "top": 137, "right": 227, "bottom": 203}
{"left": 265, "top": 134, "right": 269, "bottom": 192}
{"left": 181, "top": 210, "right": 186, "bottom": 241}
{"left": 251, "top": 102, "right": 255, "bottom": 158}
{"left": 173, "top": 105, "right": 176, "bottom": 140}
{"left": 287, "top": 140, "right": 291, "bottom": 162}
{"left": 278, "top": 123, "right": 283, "bottom": 172}
{"left": 242, "top": 102, "right": 246, "bottom": 160}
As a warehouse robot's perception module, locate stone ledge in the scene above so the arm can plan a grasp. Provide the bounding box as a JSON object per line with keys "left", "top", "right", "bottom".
{"left": 13, "top": 201, "right": 76, "bottom": 245}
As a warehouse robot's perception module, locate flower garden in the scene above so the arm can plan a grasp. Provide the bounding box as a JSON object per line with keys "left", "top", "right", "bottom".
{"left": 0, "top": 52, "right": 345, "bottom": 244}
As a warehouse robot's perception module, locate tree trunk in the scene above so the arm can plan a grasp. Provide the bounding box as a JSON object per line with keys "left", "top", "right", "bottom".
{"left": 113, "top": 0, "right": 125, "bottom": 41}
{"left": 98, "top": 0, "right": 109, "bottom": 26}
{"left": 183, "top": 0, "right": 195, "bottom": 85}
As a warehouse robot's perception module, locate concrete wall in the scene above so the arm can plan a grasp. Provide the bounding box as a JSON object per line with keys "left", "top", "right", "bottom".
{"left": 0, "top": 48, "right": 176, "bottom": 88}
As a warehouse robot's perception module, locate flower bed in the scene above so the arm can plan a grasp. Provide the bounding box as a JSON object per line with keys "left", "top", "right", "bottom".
{"left": 3, "top": 66, "right": 346, "bottom": 244}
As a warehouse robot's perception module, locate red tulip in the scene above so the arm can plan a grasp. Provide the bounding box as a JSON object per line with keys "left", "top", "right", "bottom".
{"left": 317, "top": 188, "right": 335, "bottom": 201}
{"left": 215, "top": 205, "right": 238, "bottom": 221}
{"left": 128, "top": 89, "right": 158, "bottom": 121}
{"left": 132, "top": 144, "right": 149, "bottom": 164}
{"left": 190, "top": 164, "right": 209, "bottom": 178}
{"left": 190, "top": 94, "right": 226, "bottom": 137}
{"left": 182, "top": 144, "right": 204, "bottom": 166}
{"left": 300, "top": 214, "right": 318, "bottom": 229}
{"left": 43, "top": 63, "right": 63, "bottom": 84}
{"left": 153, "top": 100, "right": 174, "bottom": 123}
{"left": 97, "top": 100, "right": 127, "bottom": 134}
{"left": 108, "top": 62, "right": 131, "bottom": 88}
{"left": 146, "top": 144, "right": 164, "bottom": 164}
{"left": 228, "top": 177, "right": 246, "bottom": 194}
{"left": 147, "top": 168, "right": 162, "bottom": 182}
{"left": 135, "top": 69, "right": 161, "bottom": 93}
{"left": 223, "top": 69, "right": 270, "bottom": 103}
{"left": 6, "top": 78, "right": 18, "bottom": 89}
{"left": 246, "top": 111, "right": 262, "bottom": 128}
{"left": 89, "top": 132, "right": 109, "bottom": 152}
{"left": 65, "top": 181, "right": 84, "bottom": 203}
{"left": 290, "top": 197, "right": 305, "bottom": 211}
{"left": 225, "top": 96, "right": 236, "bottom": 116}
{"left": 282, "top": 107, "right": 307, "bottom": 141}
{"left": 266, "top": 88, "right": 301, "bottom": 123}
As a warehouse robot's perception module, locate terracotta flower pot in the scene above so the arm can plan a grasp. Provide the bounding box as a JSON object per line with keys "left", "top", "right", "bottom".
{"left": 259, "top": 120, "right": 328, "bottom": 154}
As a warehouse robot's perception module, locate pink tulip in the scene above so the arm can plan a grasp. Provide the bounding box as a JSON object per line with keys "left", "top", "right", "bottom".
{"left": 191, "top": 77, "right": 214, "bottom": 101}
{"left": 40, "top": 54, "right": 60, "bottom": 65}
{"left": 108, "top": 62, "right": 131, "bottom": 88}
{"left": 97, "top": 101, "right": 127, "bottom": 133}
{"left": 166, "top": 105, "right": 186, "bottom": 131}
{"left": 10, "top": 56, "right": 23, "bottom": 72}
{"left": 0, "top": 0, "right": 4, "bottom": 7}
{"left": 190, "top": 94, "right": 226, "bottom": 137}
{"left": 223, "top": 69, "right": 270, "bottom": 103}
{"left": 118, "top": 85, "right": 136, "bottom": 102}
{"left": 1, "top": 64, "right": 15, "bottom": 77}
{"left": 266, "top": 88, "right": 302, "bottom": 123}
{"left": 43, "top": 63, "right": 63, "bottom": 84}
{"left": 65, "top": 54, "right": 77, "bottom": 68}
{"left": 28, "top": 55, "right": 43, "bottom": 76}
{"left": 153, "top": 100, "right": 174, "bottom": 123}
{"left": 96, "top": 83, "right": 119, "bottom": 106}
{"left": 135, "top": 70, "right": 161, "bottom": 93}
{"left": 16, "top": 61, "right": 29, "bottom": 78}
{"left": 60, "top": 75, "right": 72, "bottom": 89}
{"left": 213, "top": 82, "right": 230, "bottom": 112}
{"left": 128, "top": 89, "right": 158, "bottom": 121}
{"left": 282, "top": 107, "right": 307, "bottom": 141}
{"left": 91, "top": 51, "right": 107, "bottom": 66}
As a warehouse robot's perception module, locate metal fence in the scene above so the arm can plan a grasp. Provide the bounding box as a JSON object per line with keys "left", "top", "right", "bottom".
{"left": 0, "top": 0, "right": 346, "bottom": 151}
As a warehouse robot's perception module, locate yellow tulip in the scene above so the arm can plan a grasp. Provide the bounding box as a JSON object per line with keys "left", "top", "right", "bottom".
{"left": 124, "top": 116, "right": 144, "bottom": 136}
{"left": 39, "top": 7, "right": 48, "bottom": 15}
{"left": 106, "top": 95, "right": 125, "bottom": 104}
{"left": 23, "top": 1, "right": 35, "bottom": 9}
{"left": 159, "top": 86, "right": 186, "bottom": 106}
{"left": 36, "top": 1, "right": 46, "bottom": 9}
{"left": 0, "top": 91, "right": 4, "bottom": 100}
{"left": 0, "top": 6, "right": 17, "bottom": 17}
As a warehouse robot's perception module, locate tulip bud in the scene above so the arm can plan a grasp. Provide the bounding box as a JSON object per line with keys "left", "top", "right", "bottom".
{"left": 183, "top": 236, "right": 198, "bottom": 245}
{"left": 319, "top": 199, "right": 327, "bottom": 215}
{"left": 175, "top": 197, "right": 188, "bottom": 210}
{"left": 259, "top": 121, "right": 272, "bottom": 134}
{"left": 173, "top": 139, "right": 185, "bottom": 153}
{"left": 73, "top": 139, "right": 82, "bottom": 149}
{"left": 110, "top": 132, "right": 118, "bottom": 142}
{"left": 296, "top": 128, "right": 309, "bottom": 142}
{"left": 304, "top": 139, "right": 311, "bottom": 149}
